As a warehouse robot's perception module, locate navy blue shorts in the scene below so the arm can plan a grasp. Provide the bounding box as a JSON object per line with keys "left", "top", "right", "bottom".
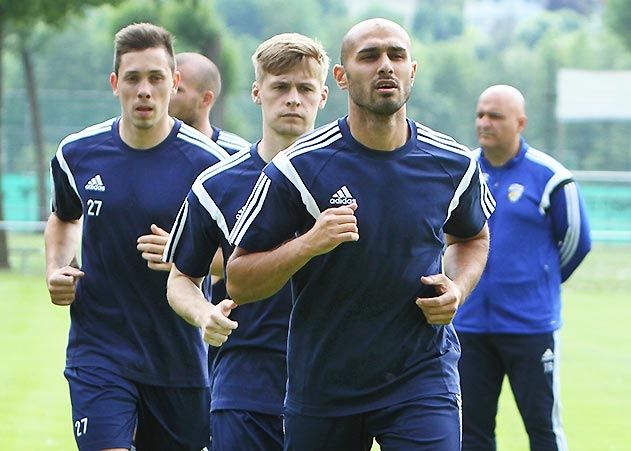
{"left": 211, "top": 409, "right": 283, "bottom": 451}
{"left": 284, "top": 393, "right": 462, "bottom": 451}
{"left": 65, "top": 366, "right": 210, "bottom": 451}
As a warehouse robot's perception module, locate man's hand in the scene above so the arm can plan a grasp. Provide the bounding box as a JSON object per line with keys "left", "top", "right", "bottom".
{"left": 302, "top": 202, "right": 359, "bottom": 257}
{"left": 137, "top": 224, "right": 172, "bottom": 271}
{"left": 46, "top": 266, "right": 85, "bottom": 306}
{"left": 415, "top": 274, "right": 462, "bottom": 325}
{"left": 198, "top": 299, "right": 239, "bottom": 347}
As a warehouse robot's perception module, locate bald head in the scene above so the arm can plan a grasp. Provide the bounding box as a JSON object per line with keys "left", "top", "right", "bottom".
{"left": 176, "top": 52, "right": 222, "bottom": 97}
{"left": 478, "top": 85, "right": 526, "bottom": 117}
{"left": 476, "top": 84, "right": 528, "bottom": 164}
{"left": 340, "top": 18, "right": 412, "bottom": 64}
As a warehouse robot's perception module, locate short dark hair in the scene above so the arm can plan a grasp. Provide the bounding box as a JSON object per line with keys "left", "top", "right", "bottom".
{"left": 113, "top": 22, "right": 175, "bottom": 75}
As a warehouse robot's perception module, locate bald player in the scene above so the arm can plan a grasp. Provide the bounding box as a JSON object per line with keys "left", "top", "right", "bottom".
{"left": 226, "top": 18, "right": 494, "bottom": 450}
{"left": 454, "top": 85, "right": 591, "bottom": 451}
{"left": 169, "top": 52, "right": 251, "bottom": 153}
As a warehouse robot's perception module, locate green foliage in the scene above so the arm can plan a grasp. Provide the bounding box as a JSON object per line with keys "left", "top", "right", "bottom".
{"left": 1, "top": 0, "right": 631, "bottom": 171}
{"left": 0, "top": 0, "right": 123, "bottom": 28}
{"left": 412, "top": 0, "right": 464, "bottom": 42}
{"left": 604, "top": 0, "right": 631, "bottom": 51}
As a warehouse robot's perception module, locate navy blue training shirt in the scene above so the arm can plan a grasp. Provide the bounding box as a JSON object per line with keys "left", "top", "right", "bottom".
{"left": 50, "top": 117, "right": 228, "bottom": 387}
{"left": 164, "top": 145, "right": 292, "bottom": 415}
{"left": 230, "top": 117, "right": 495, "bottom": 416}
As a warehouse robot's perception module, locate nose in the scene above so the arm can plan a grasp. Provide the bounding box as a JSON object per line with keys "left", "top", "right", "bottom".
{"left": 137, "top": 79, "right": 151, "bottom": 99}
{"left": 377, "top": 54, "right": 394, "bottom": 75}
{"left": 285, "top": 86, "right": 301, "bottom": 107}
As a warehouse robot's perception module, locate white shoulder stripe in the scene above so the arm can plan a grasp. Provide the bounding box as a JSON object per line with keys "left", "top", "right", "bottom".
{"left": 54, "top": 145, "right": 80, "bottom": 202}
{"left": 273, "top": 152, "right": 321, "bottom": 220}
{"left": 230, "top": 173, "right": 272, "bottom": 246}
{"left": 286, "top": 130, "right": 343, "bottom": 160}
{"left": 178, "top": 123, "right": 229, "bottom": 160}
{"left": 192, "top": 180, "right": 230, "bottom": 241}
{"left": 445, "top": 158, "right": 478, "bottom": 224}
{"left": 525, "top": 148, "right": 572, "bottom": 211}
{"left": 216, "top": 131, "right": 251, "bottom": 149}
{"left": 195, "top": 149, "right": 250, "bottom": 185}
{"left": 285, "top": 122, "right": 341, "bottom": 158}
{"left": 559, "top": 182, "right": 581, "bottom": 267}
{"left": 163, "top": 199, "right": 189, "bottom": 263}
{"left": 479, "top": 170, "right": 496, "bottom": 218}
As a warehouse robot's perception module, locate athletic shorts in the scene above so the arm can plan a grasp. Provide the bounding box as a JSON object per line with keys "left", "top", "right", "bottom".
{"left": 65, "top": 366, "right": 210, "bottom": 451}
{"left": 284, "top": 393, "right": 462, "bottom": 451}
{"left": 211, "top": 409, "right": 283, "bottom": 451}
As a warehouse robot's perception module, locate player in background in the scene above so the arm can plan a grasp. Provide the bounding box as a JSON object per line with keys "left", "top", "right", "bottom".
{"left": 168, "top": 51, "right": 250, "bottom": 300}
{"left": 163, "top": 33, "right": 329, "bottom": 450}
{"left": 169, "top": 51, "right": 251, "bottom": 155}
{"left": 167, "top": 50, "right": 251, "bottom": 389}
{"left": 45, "top": 23, "right": 227, "bottom": 451}
{"left": 454, "top": 84, "right": 591, "bottom": 451}
{"left": 226, "top": 18, "right": 494, "bottom": 451}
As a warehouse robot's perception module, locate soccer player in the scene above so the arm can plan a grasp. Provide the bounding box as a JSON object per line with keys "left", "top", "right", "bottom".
{"left": 169, "top": 51, "right": 249, "bottom": 317}
{"left": 44, "top": 23, "right": 228, "bottom": 451}
{"left": 163, "top": 33, "right": 329, "bottom": 450}
{"left": 226, "top": 18, "right": 495, "bottom": 451}
{"left": 454, "top": 84, "right": 591, "bottom": 451}
{"left": 167, "top": 51, "right": 251, "bottom": 382}
{"left": 169, "top": 51, "right": 251, "bottom": 155}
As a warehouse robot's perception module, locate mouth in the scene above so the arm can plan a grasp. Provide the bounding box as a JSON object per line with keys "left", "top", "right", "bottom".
{"left": 374, "top": 79, "right": 398, "bottom": 91}
{"left": 135, "top": 105, "right": 154, "bottom": 115}
{"left": 280, "top": 113, "right": 302, "bottom": 119}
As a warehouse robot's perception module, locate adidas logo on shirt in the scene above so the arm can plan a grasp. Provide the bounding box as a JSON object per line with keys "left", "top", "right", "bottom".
{"left": 329, "top": 185, "right": 355, "bottom": 205}
{"left": 85, "top": 174, "right": 106, "bottom": 192}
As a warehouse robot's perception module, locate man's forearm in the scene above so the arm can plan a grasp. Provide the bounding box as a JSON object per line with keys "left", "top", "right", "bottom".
{"left": 226, "top": 236, "right": 314, "bottom": 304}
{"left": 444, "top": 224, "right": 490, "bottom": 304}
{"left": 44, "top": 213, "right": 82, "bottom": 275}
{"left": 166, "top": 267, "right": 207, "bottom": 327}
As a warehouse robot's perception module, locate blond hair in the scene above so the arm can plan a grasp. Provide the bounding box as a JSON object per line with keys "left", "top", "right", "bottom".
{"left": 251, "top": 33, "right": 329, "bottom": 83}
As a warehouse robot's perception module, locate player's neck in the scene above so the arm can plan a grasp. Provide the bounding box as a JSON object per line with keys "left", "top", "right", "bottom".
{"left": 346, "top": 107, "right": 408, "bottom": 151}
{"left": 119, "top": 116, "right": 174, "bottom": 150}
{"left": 257, "top": 131, "right": 305, "bottom": 163}
{"left": 195, "top": 119, "right": 214, "bottom": 139}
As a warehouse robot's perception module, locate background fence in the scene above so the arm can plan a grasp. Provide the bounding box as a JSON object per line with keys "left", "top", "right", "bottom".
{"left": 2, "top": 169, "right": 630, "bottom": 239}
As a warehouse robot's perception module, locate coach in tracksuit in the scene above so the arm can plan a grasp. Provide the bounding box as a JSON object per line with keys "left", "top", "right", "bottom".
{"left": 455, "top": 84, "right": 591, "bottom": 451}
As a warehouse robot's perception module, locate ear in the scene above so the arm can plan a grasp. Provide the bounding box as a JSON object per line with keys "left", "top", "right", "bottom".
{"left": 319, "top": 85, "right": 329, "bottom": 109}
{"left": 333, "top": 64, "right": 348, "bottom": 90}
{"left": 202, "top": 90, "right": 216, "bottom": 109}
{"left": 517, "top": 115, "right": 528, "bottom": 133}
{"left": 172, "top": 70, "right": 181, "bottom": 94}
{"left": 251, "top": 81, "right": 261, "bottom": 105}
{"left": 110, "top": 72, "right": 119, "bottom": 96}
{"left": 410, "top": 60, "right": 418, "bottom": 87}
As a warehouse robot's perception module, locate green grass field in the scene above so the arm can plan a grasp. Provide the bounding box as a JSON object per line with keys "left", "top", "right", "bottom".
{"left": 1, "top": 233, "right": 630, "bottom": 449}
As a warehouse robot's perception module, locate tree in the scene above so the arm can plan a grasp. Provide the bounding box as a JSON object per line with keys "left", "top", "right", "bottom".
{"left": 604, "top": 0, "right": 631, "bottom": 51}
{"left": 412, "top": 0, "right": 464, "bottom": 42}
{"left": 0, "top": 0, "right": 121, "bottom": 269}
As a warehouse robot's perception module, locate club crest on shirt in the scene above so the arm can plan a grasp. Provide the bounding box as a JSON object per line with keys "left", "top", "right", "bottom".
{"left": 507, "top": 183, "right": 524, "bottom": 202}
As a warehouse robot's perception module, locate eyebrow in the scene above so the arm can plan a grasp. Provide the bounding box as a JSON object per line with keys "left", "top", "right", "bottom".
{"left": 357, "top": 45, "right": 407, "bottom": 55}
{"left": 123, "top": 69, "right": 167, "bottom": 76}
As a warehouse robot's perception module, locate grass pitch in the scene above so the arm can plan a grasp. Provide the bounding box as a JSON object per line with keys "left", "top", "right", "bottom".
{"left": 1, "top": 234, "right": 629, "bottom": 449}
